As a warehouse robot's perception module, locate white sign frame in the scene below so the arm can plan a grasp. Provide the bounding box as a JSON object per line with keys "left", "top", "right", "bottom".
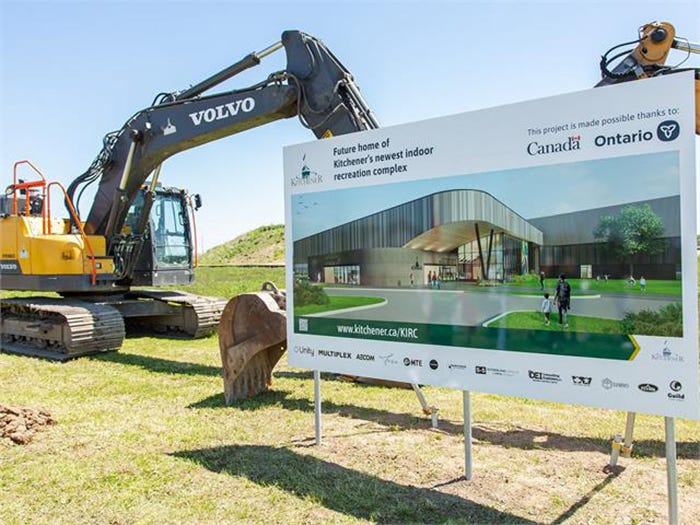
{"left": 284, "top": 73, "right": 698, "bottom": 421}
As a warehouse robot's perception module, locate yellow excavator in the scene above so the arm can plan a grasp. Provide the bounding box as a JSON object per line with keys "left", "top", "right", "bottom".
{"left": 1, "top": 30, "right": 378, "bottom": 363}
{"left": 595, "top": 21, "right": 699, "bottom": 133}
{"left": 1, "top": 22, "right": 698, "bottom": 401}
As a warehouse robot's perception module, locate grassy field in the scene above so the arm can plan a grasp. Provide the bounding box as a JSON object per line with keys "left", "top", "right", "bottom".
{"left": 507, "top": 277, "right": 682, "bottom": 297}
{"left": 199, "top": 225, "right": 284, "bottom": 265}
{"left": 1, "top": 266, "right": 699, "bottom": 524}
{"left": 294, "top": 295, "right": 385, "bottom": 316}
{"left": 486, "top": 311, "right": 624, "bottom": 334}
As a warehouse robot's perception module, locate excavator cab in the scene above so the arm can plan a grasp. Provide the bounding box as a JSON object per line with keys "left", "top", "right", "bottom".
{"left": 125, "top": 185, "right": 197, "bottom": 287}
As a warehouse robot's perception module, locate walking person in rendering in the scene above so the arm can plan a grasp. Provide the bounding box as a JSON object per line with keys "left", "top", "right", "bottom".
{"left": 541, "top": 292, "right": 552, "bottom": 326}
{"left": 640, "top": 275, "right": 646, "bottom": 292}
{"left": 539, "top": 270, "right": 545, "bottom": 290}
{"left": 553, "top": 274, "right": 571, "bottom": 329}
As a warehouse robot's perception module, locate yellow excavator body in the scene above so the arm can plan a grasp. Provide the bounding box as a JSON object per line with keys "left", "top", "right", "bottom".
{"left": 0, "top": 216, "right": 113, "bottom": 276}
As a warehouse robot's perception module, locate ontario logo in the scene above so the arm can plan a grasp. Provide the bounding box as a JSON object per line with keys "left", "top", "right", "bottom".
{"left": 291, "top": 155, "right": 323, "bottom": 186}
{"left": 656, "top": 120, "right": 680, "bottom": 142}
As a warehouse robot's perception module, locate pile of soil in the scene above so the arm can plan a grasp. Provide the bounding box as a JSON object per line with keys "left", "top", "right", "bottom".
{"left": 0, "top": 404, "right": 56, "bottom": 444}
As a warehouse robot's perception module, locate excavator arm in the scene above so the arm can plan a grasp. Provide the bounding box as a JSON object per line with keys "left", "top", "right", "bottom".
{"left": 596, "top": 21, "right": 700, "bottom": 134}
{"left": 68, "top": 30, "right": 378, "bottom": 245}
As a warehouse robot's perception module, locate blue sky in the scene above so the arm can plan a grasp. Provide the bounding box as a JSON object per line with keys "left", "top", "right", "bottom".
{"left": 1, "top": 1, "right": 698, "bottom": 250}
{"left": 292, "top": 152, "right": 679, "bottom": 239}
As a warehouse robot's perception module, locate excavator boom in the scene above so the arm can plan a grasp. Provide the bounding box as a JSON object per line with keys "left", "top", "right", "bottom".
{"left": 1, "top": 30, "right": 377, "bottom": 361}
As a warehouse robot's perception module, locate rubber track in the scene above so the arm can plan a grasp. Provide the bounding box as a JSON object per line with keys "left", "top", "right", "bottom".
{"left": 1, "top": 297, "right": 125, "bottom": 361}
{"left": 125, "top": 290, "right": 227, "bottom": 337}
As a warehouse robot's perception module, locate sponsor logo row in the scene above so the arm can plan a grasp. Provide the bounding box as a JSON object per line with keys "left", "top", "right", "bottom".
{"left": 291, "top": 346, "right": 686, "bottom": 401}
{"left": 526, "top": 120, "right": 680, "bottom": 157}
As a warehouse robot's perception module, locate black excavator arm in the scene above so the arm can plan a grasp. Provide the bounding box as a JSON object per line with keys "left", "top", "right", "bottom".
{"left": 66, "top": 30, "right": 378, "bottom": 281}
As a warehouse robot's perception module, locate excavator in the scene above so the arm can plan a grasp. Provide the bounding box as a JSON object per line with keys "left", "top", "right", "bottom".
{"left": 0, "top": 30, "right": 378, "bottom": 364}
{"left": 595, "top": 21, "right": 699, "bottom": 133}
{"left": 1, "top": 22, "right": 698, "bottom": 401}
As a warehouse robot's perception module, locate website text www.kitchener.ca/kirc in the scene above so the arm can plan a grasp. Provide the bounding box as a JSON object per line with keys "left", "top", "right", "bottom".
{"left": 336, "top": 323, "right": 418, "bottom": 340}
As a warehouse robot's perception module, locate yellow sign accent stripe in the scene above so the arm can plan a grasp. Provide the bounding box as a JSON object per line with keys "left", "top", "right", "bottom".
{"left": 627, "top": 335, "right": 641, "bottom": 361}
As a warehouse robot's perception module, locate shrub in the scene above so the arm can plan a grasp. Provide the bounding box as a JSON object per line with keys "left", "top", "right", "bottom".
{"left": 621, "top": 302, "right": 683, "bottom": 336}
{"left": 511, "top": 272, "right": 539, "bottom": 284}
{"left": 293, "top": 277, "right": 330, "bottom": 307}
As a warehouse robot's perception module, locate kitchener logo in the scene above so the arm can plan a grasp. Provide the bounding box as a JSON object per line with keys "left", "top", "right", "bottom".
{"left": 651, "top": 340, "right": 684, "bottom": 363}
{"left": 291, "top": 154, "right": 323, "bottom": 186}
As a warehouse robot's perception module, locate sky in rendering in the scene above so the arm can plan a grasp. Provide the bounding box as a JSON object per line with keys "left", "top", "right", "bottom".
{"left": 291, "top": 151, "right": 679, "bottom": 239}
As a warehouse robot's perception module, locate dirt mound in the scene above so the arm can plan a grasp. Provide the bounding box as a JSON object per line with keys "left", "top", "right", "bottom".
{"left": 1, "top": 404, "right": 57, "bottom": 444}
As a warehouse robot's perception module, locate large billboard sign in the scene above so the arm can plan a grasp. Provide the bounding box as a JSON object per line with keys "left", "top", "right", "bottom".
{"left": 284, "top": 73, "right": 698, "bottom": 419}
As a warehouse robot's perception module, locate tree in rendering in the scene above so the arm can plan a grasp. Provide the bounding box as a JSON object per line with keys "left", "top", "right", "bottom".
{"left": 593, "top": 204, "right": 665, "bottom": 277}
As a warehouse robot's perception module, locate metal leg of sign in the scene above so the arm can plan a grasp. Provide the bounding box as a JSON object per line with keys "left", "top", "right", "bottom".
{"left": 609, "top": 433, "right": 623, "bottom": 468}
{"left": 664, "top": 417, "right": 678, "bottom": 525}
{"left": 314, "top": 370, "right": 322, "bottom": 446}
{"left": 463, "top": 390, "right": 473, "bottom": 481}
{"left": 411, "top": 383, "right": 439, "bottom": 428}
{"left": 608, "top": 411, "right": 636, "bottom": 467}
{"left": 622, "top": 412, "right": 636, "bottom": 458}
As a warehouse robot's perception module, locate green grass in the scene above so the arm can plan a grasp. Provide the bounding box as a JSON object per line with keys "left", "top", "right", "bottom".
{"left": 487, "top": 311, "right": 624, "bottom": 334}
{"left": 161, "top": 265, "right": 286, "bottom": 298}
{"left": 2, "top": 265, "right": 699, "bottom": 524}
{"left": 294, "top": 295, "right": 384, "bottom": 316}
{"left": 507, "top": 277, "right": 681, "bottom": 296}
{"left": 0, "top": 266, "right": 286, "bottom": 301}
{"left": 199, "top": 224, "right": 284, "bottom": 265}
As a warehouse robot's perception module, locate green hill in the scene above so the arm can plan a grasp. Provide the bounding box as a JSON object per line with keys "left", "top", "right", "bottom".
{"left": 200, "top": 224, "right": 284, "bottom": 265}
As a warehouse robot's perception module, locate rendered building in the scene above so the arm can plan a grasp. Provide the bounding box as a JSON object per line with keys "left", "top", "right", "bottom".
{"left": 293, "top": 190, "right": 680, "bottom": 286}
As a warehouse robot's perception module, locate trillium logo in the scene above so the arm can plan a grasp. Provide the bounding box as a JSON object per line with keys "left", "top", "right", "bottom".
{"left": 656, "top": 120, "right": 680, "bottom": 142}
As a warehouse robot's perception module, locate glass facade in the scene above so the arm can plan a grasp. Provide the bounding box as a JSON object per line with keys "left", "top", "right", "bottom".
{"left": 458, "top": 232, "right": 523, "bottom": 282}
{"left": 324, "top": 265, "right": 360, "bottom": 285}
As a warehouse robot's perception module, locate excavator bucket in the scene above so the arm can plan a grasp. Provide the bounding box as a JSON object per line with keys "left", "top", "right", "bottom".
{"left": 218, "top": 283, "right": 287, "bottom": 404}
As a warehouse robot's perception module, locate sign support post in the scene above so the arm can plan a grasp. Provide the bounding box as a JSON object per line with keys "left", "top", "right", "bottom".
{"left": 622, "top": 412, "right": 636, "bottom": 457}
{"left": 609, "top": 412, "right": 636, "bottom": 468}
{"left": 664, "top": 416, "right": 678, "bottom": 525}
{"left": 314, "top": 370, "right": 322, "bottom": 445}
{"left": 463, "top": 390, "right": 473, "bottom": 480}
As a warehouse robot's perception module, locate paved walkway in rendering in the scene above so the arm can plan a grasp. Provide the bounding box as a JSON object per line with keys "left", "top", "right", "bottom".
{"left": 321, "top": 286, "right": 679, "bottom": 326}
